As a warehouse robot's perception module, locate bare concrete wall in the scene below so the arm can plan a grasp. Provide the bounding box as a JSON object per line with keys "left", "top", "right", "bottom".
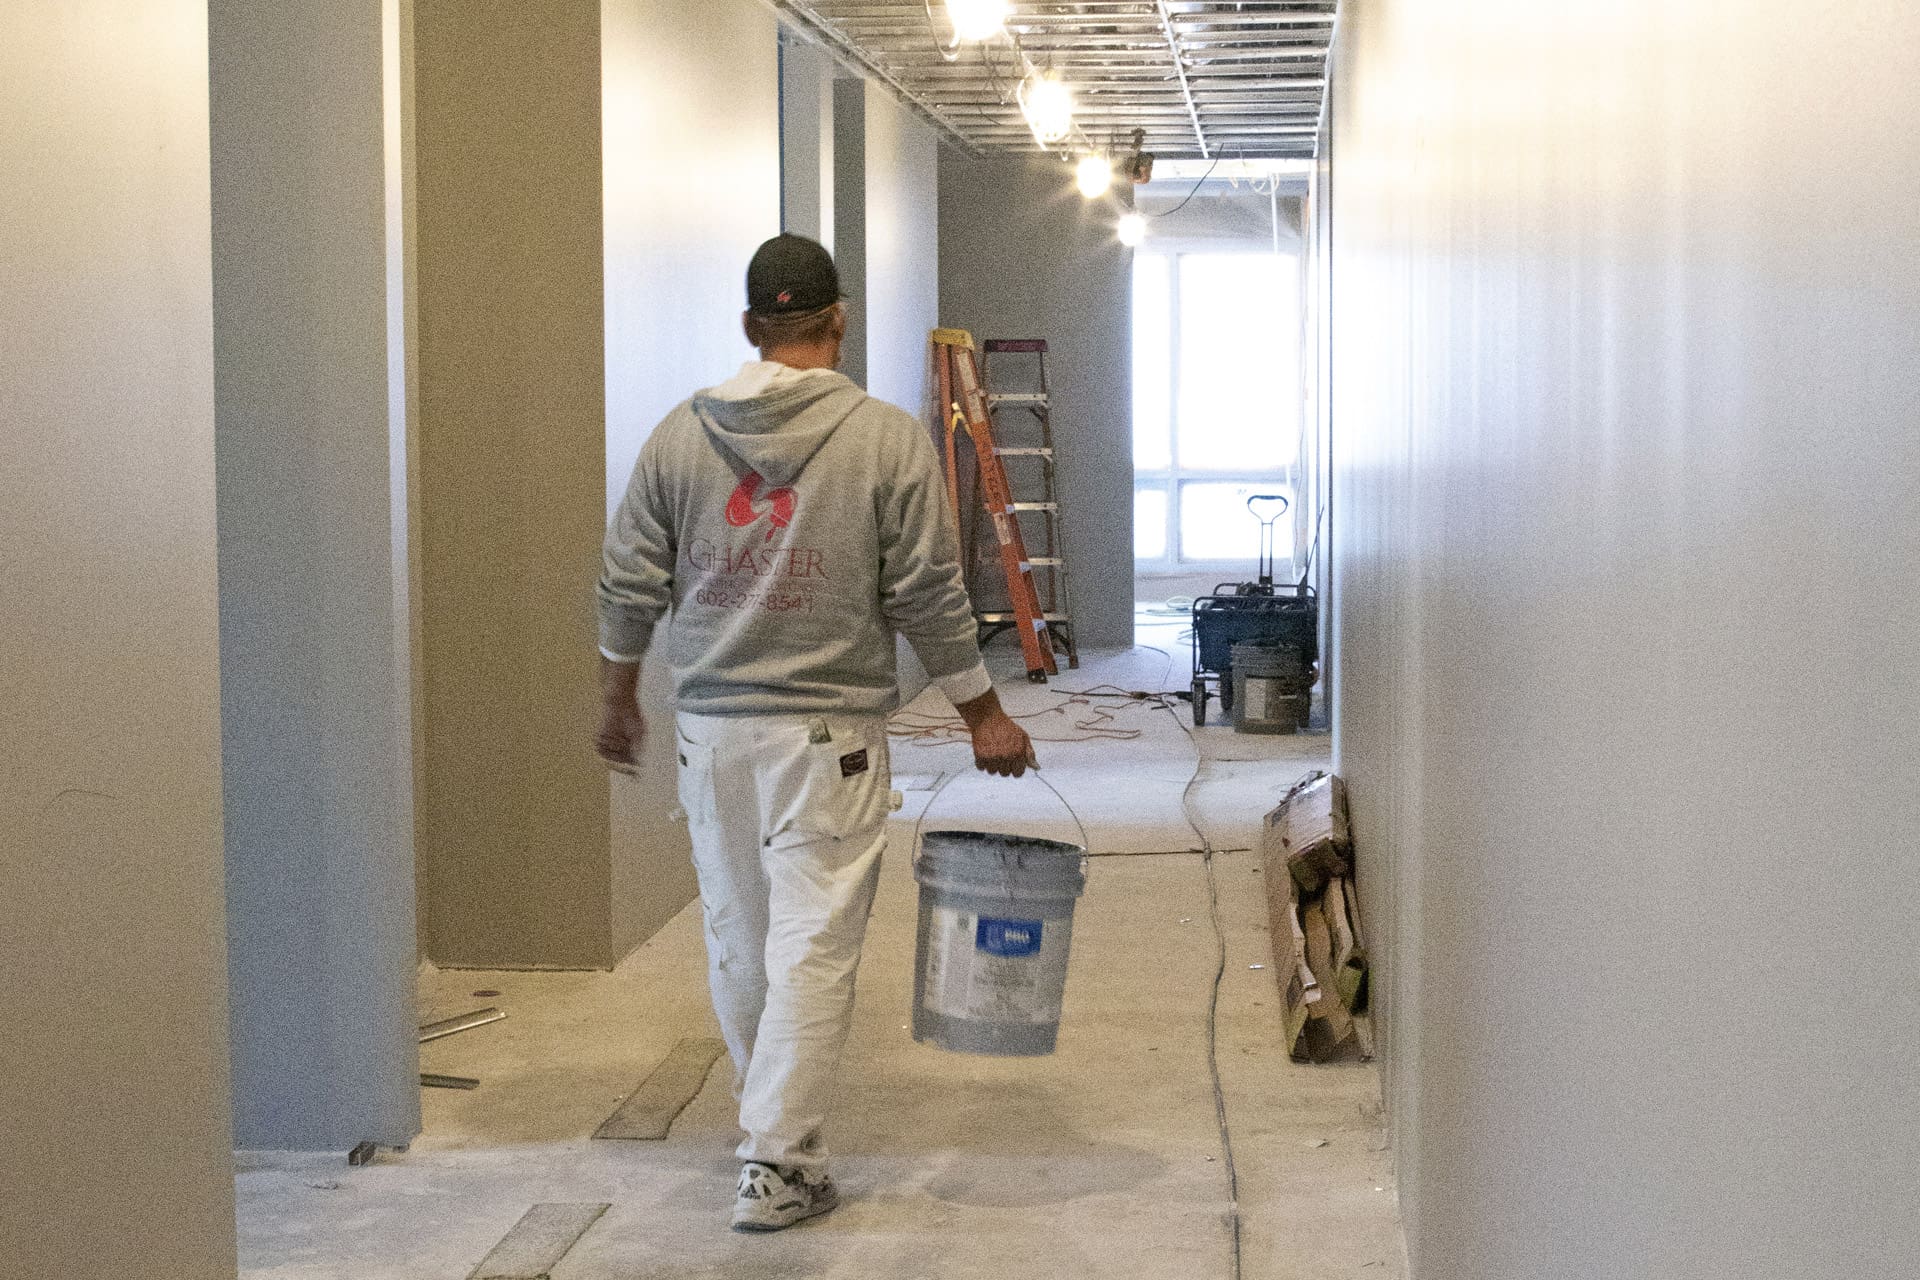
{"left": 413, "top": 0, "right": 612, "bottom": 968}
{"left": 211, "top": 0, "right": 421, "bottom": 1150}
{"left": 938, "top": 154, "right": 1134, "bottom": 650}
{"left": 0, "top": 1, "right": 236, "bottom": 1273}
{"left": 602, "top": 0, "right": 780, "bottom": 957}
{"left": 1331, "top": 3, "right": 1920, "bottom": 1276}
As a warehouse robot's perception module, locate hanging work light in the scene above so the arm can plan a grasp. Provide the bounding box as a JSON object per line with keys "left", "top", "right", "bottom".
{"left": 1019, "top": 69, "right": 1074, "bottom": 147}
{"left": 1075, "top": 153, "right": 1113, "bottom": 199}
{"left": 945, "top": 0, "right": 1009, "bottom": 42}
{"left": 1117, "top": 212, "right": 1146, "bottom": 247}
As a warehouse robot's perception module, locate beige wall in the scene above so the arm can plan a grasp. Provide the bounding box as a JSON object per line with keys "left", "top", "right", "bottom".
{"left": 412, "top": 0, "right": 613, "bottom": 968}
{"left": 1331, "top": 2, "right": 1920, "bottom": 1275}
{"left": 410, "top": 0, "right": 783, "bottom": 967}
{"left": 0, "top": 1, "right": 237, "bottom": 1274}
{"left": 602, "top": 0, "right": 781, "bottom": 956}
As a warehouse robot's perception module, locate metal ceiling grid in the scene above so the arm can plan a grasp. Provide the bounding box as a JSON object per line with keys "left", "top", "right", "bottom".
{"left": 766, "top": 1, "right": 1335, "bottom": 160}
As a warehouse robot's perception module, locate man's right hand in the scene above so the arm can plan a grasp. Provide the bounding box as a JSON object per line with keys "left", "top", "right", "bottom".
{"left": 952, "top": 687, "right": 1037, "bottom": 778}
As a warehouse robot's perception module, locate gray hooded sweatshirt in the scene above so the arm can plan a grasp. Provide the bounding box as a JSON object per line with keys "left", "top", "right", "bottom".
{"left": 598, "top": 362, "right": 991, "bottom": 717}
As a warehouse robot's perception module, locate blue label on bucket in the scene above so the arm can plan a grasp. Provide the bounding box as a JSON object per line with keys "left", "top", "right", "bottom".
{"left": 976, "top": 917, "right": 1043, "bottom": 957}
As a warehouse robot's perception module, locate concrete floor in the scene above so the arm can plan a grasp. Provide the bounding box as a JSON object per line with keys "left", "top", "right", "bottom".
{"left": 236, "top": 624, "right": 1406, "bottom": 1278}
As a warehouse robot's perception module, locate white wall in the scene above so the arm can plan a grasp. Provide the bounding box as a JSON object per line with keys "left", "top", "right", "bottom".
{"left": 0, "top": 1, "right": 237, "bottom": 1273}
{"left": 938, "top": 154, "right": 1135, "bottom": 650}
{"left": 1331, "top": 3, "right": 1920, "bottom": 1277}
{"left": 603, "top": 0, "right": 781, "bottom": 956}
{"left": 211, "top": 0, "right": 421, "bottom": 1151}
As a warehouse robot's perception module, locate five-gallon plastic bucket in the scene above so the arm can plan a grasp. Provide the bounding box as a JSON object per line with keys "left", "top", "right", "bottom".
{"left": 912, "top": 830, "right": 1089, "bottom": 1056}
{"left": 1231, "top": 639, "right": 1312, "bottom": 735}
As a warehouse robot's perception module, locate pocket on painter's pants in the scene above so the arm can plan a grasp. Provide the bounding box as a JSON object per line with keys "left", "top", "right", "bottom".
{"left": 784, "top": 729, "right": 891, "bottom": 844}
{"left": 673, "top": 732, "right": 718, "bottom": 829}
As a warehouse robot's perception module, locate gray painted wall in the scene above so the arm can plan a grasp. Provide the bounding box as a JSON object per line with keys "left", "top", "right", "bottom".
{"left": 1331, "top": 3, "right": 1920, "bottom": 1276}
{"left": 859, "top": 82, "right": 940, "bottom": 421}
{"left": 831, "top": 77, "right": 870, "bottom": 390}
{"left": 938, "top": 154, "right": 1134, "bottom": 650}
{"left": 829, "top": 79, "right": 941, "bottom": 424}
{"left": 603, "top": 0, "right": 781, "bottom": 958}
{"left": 0, "top": 1, "right": 237, "bottom": 1273}
{"left": 211, "top": 0, "right": 421, "bottom": 1150}
{"left": 779, "top": 29, "right": 835, "bottom": 248}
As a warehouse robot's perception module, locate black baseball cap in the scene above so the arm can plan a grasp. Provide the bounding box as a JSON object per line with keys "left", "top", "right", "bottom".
{"left": 746, "top": 234, "right": 842, "bottom": 316}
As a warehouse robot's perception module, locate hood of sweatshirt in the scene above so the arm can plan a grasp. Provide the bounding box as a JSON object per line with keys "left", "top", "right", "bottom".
{"left": 691, "top": 362, "right": 868, "bottom": 488}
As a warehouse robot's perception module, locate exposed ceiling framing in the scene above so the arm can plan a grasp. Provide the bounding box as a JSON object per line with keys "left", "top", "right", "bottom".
{"left": 767, "top": 1, "right": 1336, "bottom": 160}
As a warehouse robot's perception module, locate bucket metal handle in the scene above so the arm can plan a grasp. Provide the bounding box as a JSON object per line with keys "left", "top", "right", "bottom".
{"left": 1246, "top": 493, "right": 1289, "bottom": 588}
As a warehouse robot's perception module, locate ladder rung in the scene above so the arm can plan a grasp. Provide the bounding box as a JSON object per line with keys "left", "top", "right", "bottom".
{"left": 993, "top": 446, "right": 1052, "bottom": 456}
{"left": 1008, "top": 502, "right": 1058, "bottom": 512}
{"left": 987, "top": 393, "right": 1049, "bottom": 405}
{"left": 1027, "top": 557, "right": 1064, "bottom": 566}
{"left": 978, "top": 612, "right": 1071, "bottom": 623}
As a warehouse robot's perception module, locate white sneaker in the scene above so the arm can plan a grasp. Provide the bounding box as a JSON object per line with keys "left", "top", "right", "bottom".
{"left": 729, "top": 1161, "right": 840, "bottom": 1232}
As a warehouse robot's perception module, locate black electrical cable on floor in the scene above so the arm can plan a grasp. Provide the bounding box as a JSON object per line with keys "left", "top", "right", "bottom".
{"left": 1197, "top": 834, "right": 1243, "bottom": 1280}
{"left": 904, "top": 638, "right": 1242, "bottom": 1280}
{"left": 1086, "top": 634, "right": 1244, "bottom": 1280}
{"left": 1169, "top": 679, "right": 1244, "bottom": 1280}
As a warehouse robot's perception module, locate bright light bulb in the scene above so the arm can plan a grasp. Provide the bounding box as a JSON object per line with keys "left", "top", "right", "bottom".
{"left": 1117, "top": 212, "right": 1147, "bottom": 247}
{"left": 1075, "top": 154, "right": 1113, "bottom": 198}
{"left": 1019, "top": 70, "right": 1074, "bottom": 146}
{"left": 945, "top": 0, "right": 1008, "bottom": 41}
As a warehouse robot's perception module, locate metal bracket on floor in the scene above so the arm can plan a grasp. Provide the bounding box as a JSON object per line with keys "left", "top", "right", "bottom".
{"left": 421, "top": 1073, "right": 481, "bottom": 1090}
{"left": 418, "top": 1006, "right": 506, "bottom": 1043}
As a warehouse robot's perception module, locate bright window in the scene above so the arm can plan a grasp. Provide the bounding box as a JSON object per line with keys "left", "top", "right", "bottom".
{"left": 1133, "top": 249, "right": 1299, "bottom": 573}
{"left": 1131, "top": 255, "right": 1173, "bottom": 471}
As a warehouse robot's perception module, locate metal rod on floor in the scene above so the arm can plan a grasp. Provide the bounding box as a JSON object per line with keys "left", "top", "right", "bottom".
{"left": 418, "top": 1007, "right": 506, "bottom": 1044}
{"left": 420, "top": 1073, "right": 481, "bottom": 1090}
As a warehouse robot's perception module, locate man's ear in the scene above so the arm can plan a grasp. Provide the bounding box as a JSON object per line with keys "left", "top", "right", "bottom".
{"left": 741, "top": 309, "right": 760, "bottom": 349}
{"left": 830, "top": 302, "right": 848, "bottom": 343}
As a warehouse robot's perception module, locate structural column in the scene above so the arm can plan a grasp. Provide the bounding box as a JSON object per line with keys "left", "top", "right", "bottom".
{"left": 210, "top": 0, "right": 421, "bottom": 1148}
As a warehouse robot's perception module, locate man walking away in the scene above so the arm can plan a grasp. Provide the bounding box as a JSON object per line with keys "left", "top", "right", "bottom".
{"left": 594, "top": 234, "right": 1033, "bottom": 1232}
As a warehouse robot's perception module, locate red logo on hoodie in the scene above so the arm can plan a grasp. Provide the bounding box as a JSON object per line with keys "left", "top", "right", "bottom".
{"left": 724, "top": 470, "right": 797, "bottom": 542}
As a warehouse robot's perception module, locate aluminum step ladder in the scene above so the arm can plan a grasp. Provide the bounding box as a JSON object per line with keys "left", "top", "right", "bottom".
{"left": 930, "top": 328, "right": 1061, "bottom": 681}
{"left": 979, "top": 339, "right": 1077, "bottom": 670}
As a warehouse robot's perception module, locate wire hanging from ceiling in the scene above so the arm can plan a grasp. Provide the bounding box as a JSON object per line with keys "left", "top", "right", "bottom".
{"left": 1145, "top": 148, "right": 1231, "bottom": 218}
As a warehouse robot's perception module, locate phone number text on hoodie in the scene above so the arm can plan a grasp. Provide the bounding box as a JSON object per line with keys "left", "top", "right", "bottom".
{"left": 693, "top": 583, "right": 819, "bottom": 614}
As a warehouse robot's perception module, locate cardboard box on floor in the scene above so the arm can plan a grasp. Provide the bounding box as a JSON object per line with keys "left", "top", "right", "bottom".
{"left": 1261, "top": 772, "right": 1373, "bottom": 1062}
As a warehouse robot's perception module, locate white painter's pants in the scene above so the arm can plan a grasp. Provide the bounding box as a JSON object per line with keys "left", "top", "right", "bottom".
{"left": 673, "top": 709, "right": 892, "bottom": 1172}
